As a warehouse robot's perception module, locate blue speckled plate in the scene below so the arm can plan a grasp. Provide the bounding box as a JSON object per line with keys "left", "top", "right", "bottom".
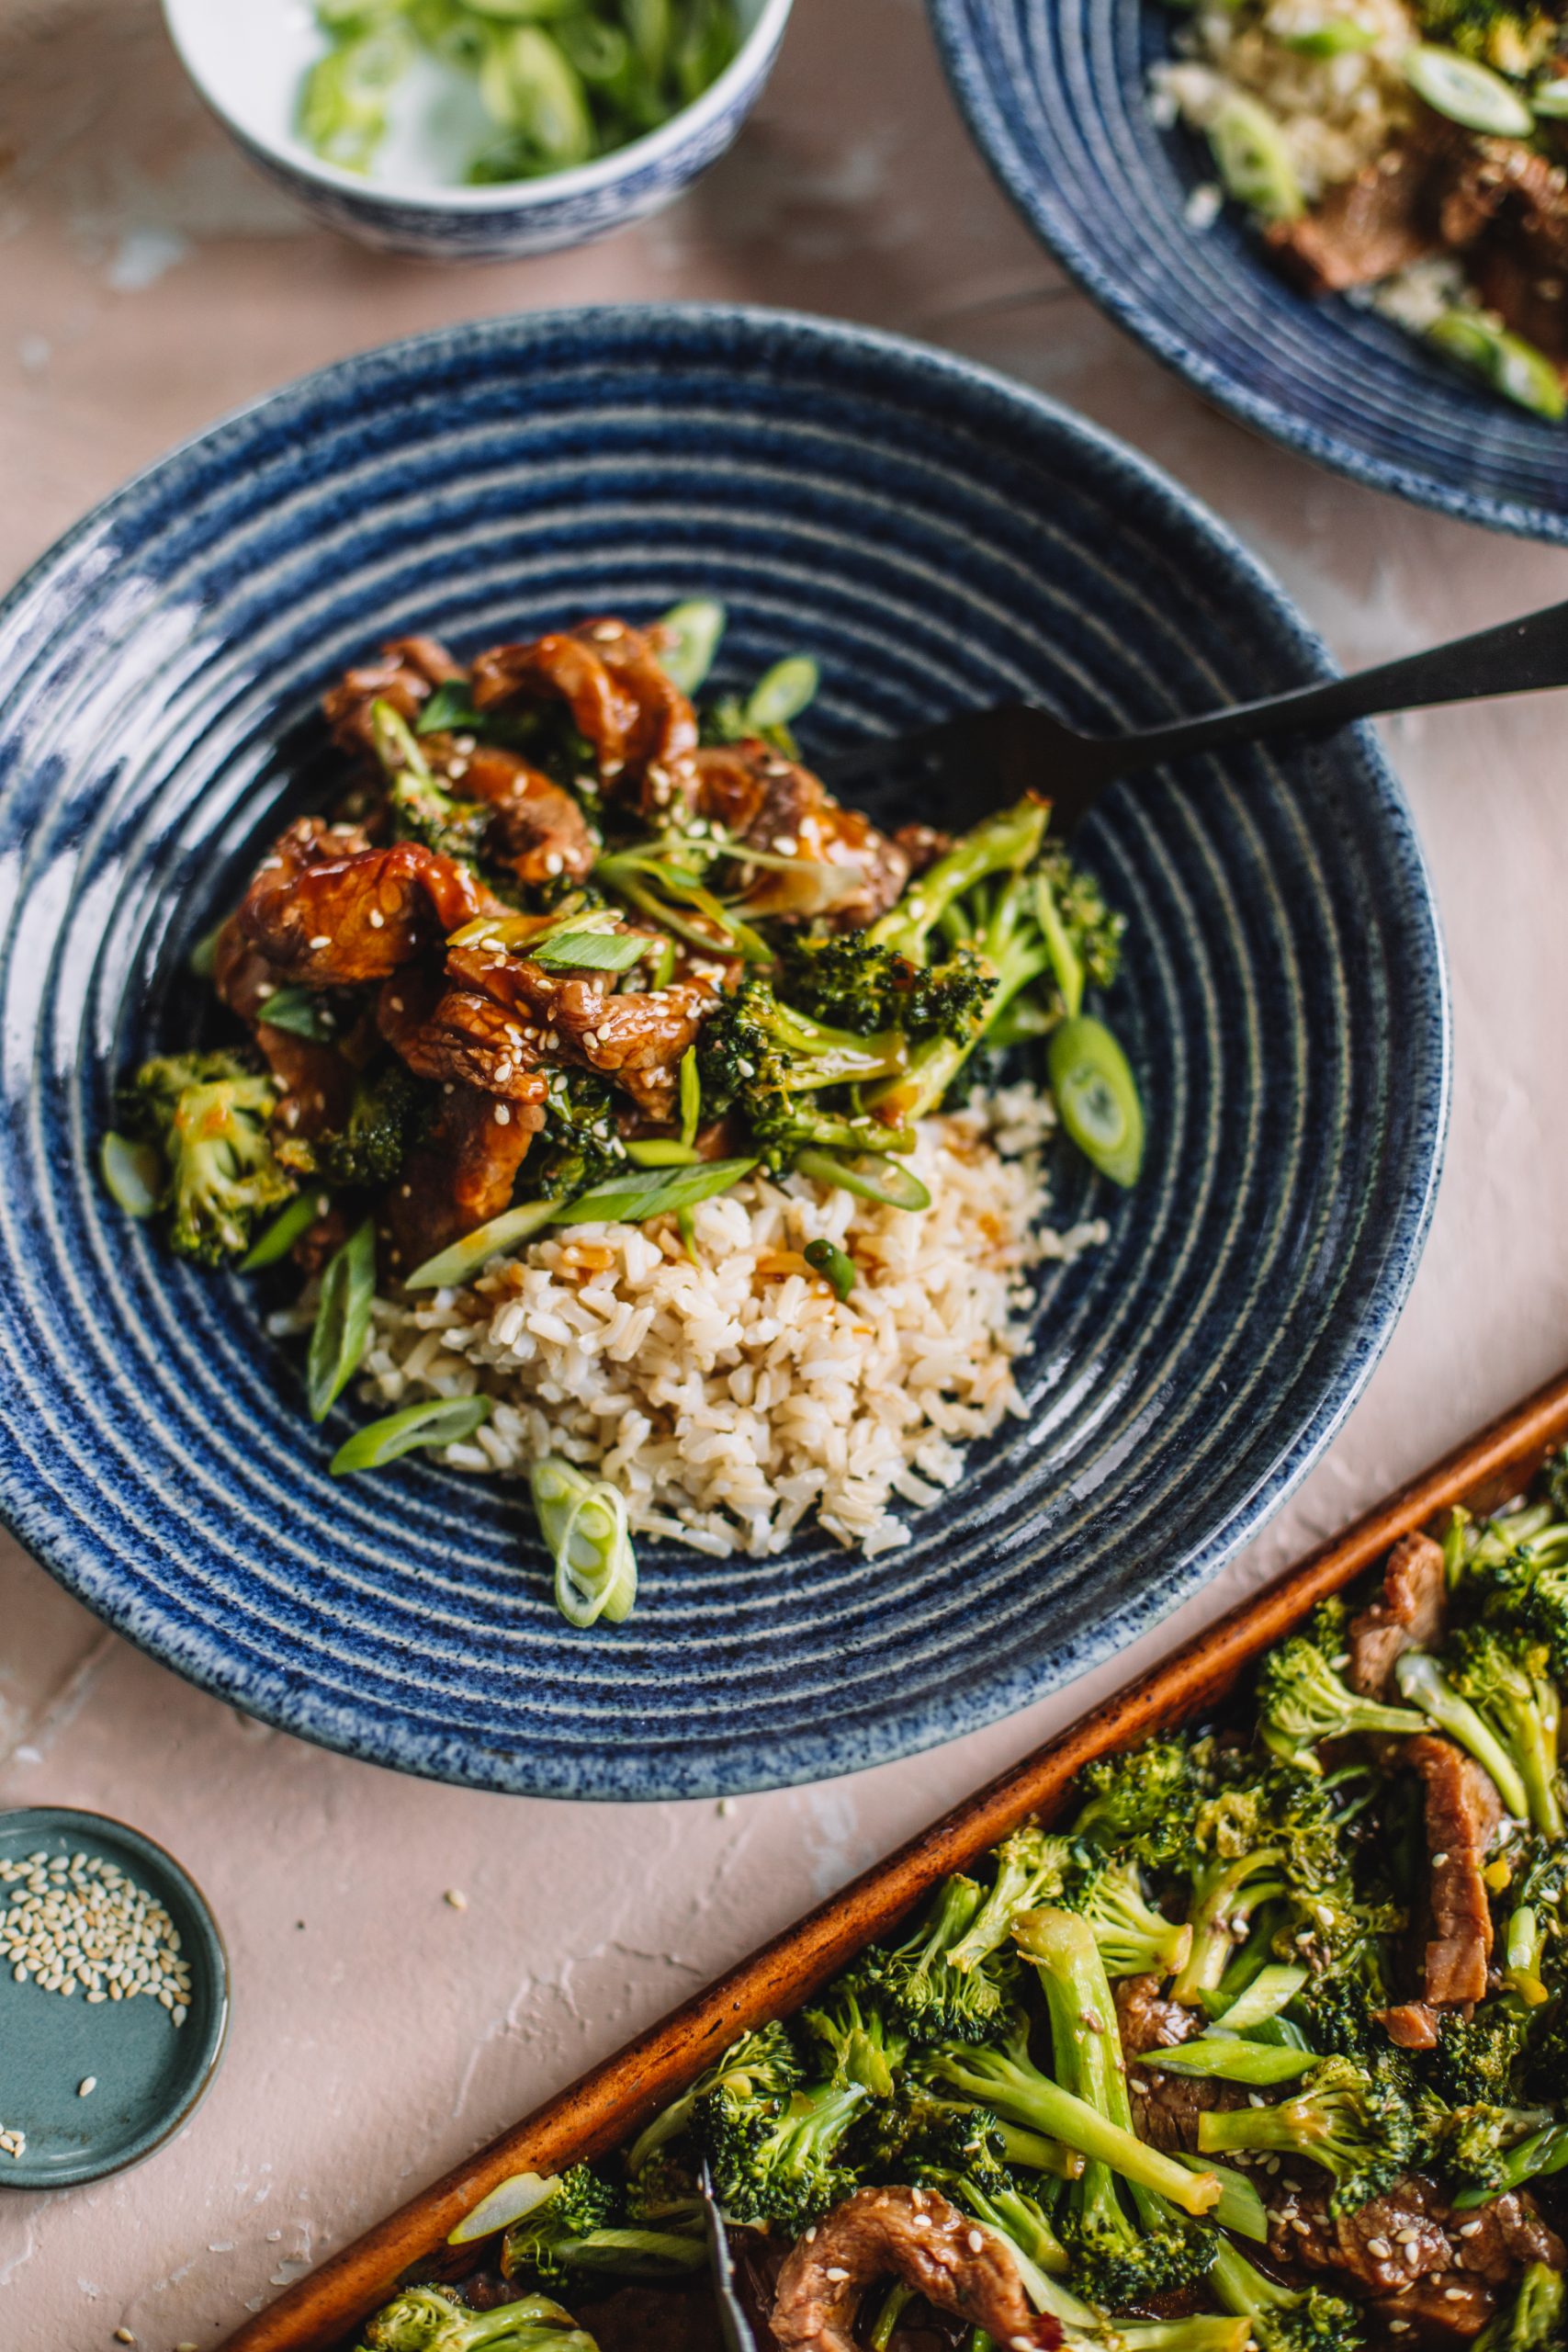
{"left": 0, "top": 305, "right": 1449, "bottom": 1801}
{"left": 0, "top": 1809, "right": 229, "bottom": 2188}
{"left": 928, "top": 0, "right": 1568, "bottom": 544}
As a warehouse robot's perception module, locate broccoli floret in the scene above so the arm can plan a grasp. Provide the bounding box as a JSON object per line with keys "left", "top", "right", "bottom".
{"left": 1069, "top": 1735, "right": 1208, "bottom": 1869}
{"left": 360, "top": 2285, "right": 598, "bottom": 2351}
{"left": 943, "top": 1825, "right": 1076, "bottom": 1978}
{"left": 774, "top": 933, "right": 997, "bottom": 1042}
{"left": 527, "top": 1069, "right": 627, "bottom": 1203}
{"left": 130, "top": 1051, "right": 293, "bottom": 1265}
{"left": 1412, "top": 0, "right": 1558, "bottom": 74}
{"left": 914, "top": 2164, "right": 1073, "bottom": 2290}
{"left": 1434, "top": 1997, "right": 1536, "bottom": 2107}
{"left": 1010, "top": 1905, "right": 1217, "bottom": 2307}
{"left": 1209, "top": 2238, "right": 1362, "bottom": 2352}
{"left": 1469, "top": 1519, "right": 1568, "bottom": 1687}
{"left": 1172, "top": 1764, "right": 1354, "bottom": 2003}
{"left": 868, "top": 797, "right": 1049, "bottom": 964}
{"left": 500, "top": 2163, "right": 704, "bottom": 2284}
{"left": 620, "top": 2149, "right": 701, "bottom": 2225}
{"left": 861, "top": 2086, "right": 1017, "bottom": 2197}
{"left": 1060, "top": 1850, "right": 1192, "bottom": 1982}
{"left": 696, "top": 2072, "right": 870, "bottom": 2234}
{"left": 316, "top": 1063, "right": 426, "bottom": 1190}
{"left": 800, "top": 1965, "right": 908, "bottom": 2098}
{"left": 1256, "top": 1632, "right": 1426, "bottom": 1772}
{"left": 1393, "top": 1650, "right": 1535, "bottom": 1822}
{"left": 696, "top": 973, "right": 913, "bottom": 1168}
{"left": 1447, "top": 1623, "right": 1564, "bottom": 1837}
{"left": 1197, "top": 2054, "right": 1417, "bottom": 2214}
{"left": 625, "top": 2019, "right": 800, "bottom": 2174}
{"left": 1433, "top": 2102, "right": 1557, "bottom": 2199}
{"left": 1475, "top": 2263, "right": 1568, "bottom": 2352}
{"left": 863, "top": 1876, "right": 1015, "bottom": 2046}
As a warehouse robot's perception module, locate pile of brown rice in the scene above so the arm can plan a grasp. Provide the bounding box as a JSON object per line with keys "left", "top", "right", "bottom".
{"left": 359, "top": 1083, "right": 1105, "bottom": 1560}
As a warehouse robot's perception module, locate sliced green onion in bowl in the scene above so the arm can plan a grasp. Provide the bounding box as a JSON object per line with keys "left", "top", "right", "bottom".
{"left": 1533, "top": 76, "right": 1568, "bottom": 117}
{"left": 415, "top": 681, "right": 484, "bottom": 737}
{"left": 745, "top": 655, "right": 819, "bottom": 732}
{"left": 241, "top": 1190, "right": 328, "bottom": 1272}
{"left": 793, "top": 1149, "right": 932, "bottom": 1212}
{"left": 1207, "top": 93, "right": 1304, "bottom": 223}
{"left": 306, "top": 1218, "right": 378, "bottom": 1422}
{"left": 551, "top": 1156, "right": 757, "bottom": 1226}
{"left": 657, "top": 598, "right": 728, "bottom": 695}
{"left": 1047, "top": 1016, "right": 1145, "bottom": 1188}
{"left": 257, "top": 986, "right": 336, "bottom": 1042}
{"left": 1280, "top": 18, "right": 1377, "bottom": 53}
{"left": 1403, "top": 44, "right": 1535, "bottom": 136}
{"left": 530, "top": 1458, "right": 637, "bottom": 1628}
{"left": 101, "top": 1132, "right": 164, "bottom": 1219}
{"left": 1428, "top": 310, "right": 1567, "bottom": 420}
{"left": 331, "top": 1395, "right": 493, "bottom": 1476}
{"left": 624, "top": 1139, "right": 703, "bottom": 1168}
{"left": 804, "top": 1238, "right": 857, "bottom": 1300}
{"left": 404, "top": 1196, "right": 558, "bottom": 1291}
{"left": 531, "top": 927, "right": 649, "bottom": 973}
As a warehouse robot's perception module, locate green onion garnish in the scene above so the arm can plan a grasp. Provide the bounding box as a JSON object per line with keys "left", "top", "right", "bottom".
{"left": 404, "top": 1196, "right": 559, "bottom": 1292}
{"left": 804, "top": 1238, "right": 857, "bottom": 1300}
{"left": 552, "top": 1157, "right": 757, "bottom": 1226}
{"left": 657, "top": 598, "right": 727, "bottom": 695}
{"left": 793, "top": 1148, "right": 932, "bottom": 1213}
{"left": 531, "top": 928, "right": 650, "bottom": 973}
{"left": 306, "top": 1218, "right": 378, "bottom": 1422}
{"left": 678, "top": 1046, "right": 701, "bottom": 1148}
{"left": 258, "top": 987, "right": 335, "bottom": 1042}
{"left": 529, "top": 1458, "right": 638, "bottom": 1629}
{"left": 745, "top": 654, "right": 819, "bottom": 732}
{"left": 1047, "top": 1016, "right": 1145, "bottom": 1188}
{"left": 415, "top": 681, "right": 485, "bottom": 737}
{"left": 330, "top": 1395, "right": 493, "bottom": 1475}
{"left": 624, "top": 1140, "right": 703, "bottom": 1168}
{"left": 241, "top": 1191, "right": 327, "bottom": 1272}
{"left": 101, "top": 1132, "right": 164, "bottom": 1219}
{"left": 187, "top": 920, "right": 225, "bottom": 981}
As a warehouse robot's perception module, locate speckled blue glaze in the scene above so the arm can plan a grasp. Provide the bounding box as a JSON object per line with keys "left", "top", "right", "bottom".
{"left": 162, "top": 0, "right": 791, "bottom": 262}
{"left": 0, "top": 307, "right": 1449, "bottom": 1802}
{"left": 928, "top": 0, "right": 1568, "bottom": 544}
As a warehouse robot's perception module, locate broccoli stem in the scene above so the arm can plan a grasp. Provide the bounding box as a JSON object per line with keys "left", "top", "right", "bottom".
{"left": 869, "top": 797, "right": 1048, "bottom": 962}
{"left": 1133, "top": 2039, "right": 1320, "bottom": 2086}
{"left": 868, "top": 2279, "right": 913, "bottom": 2351}
{"left": 1172, "top": 1856, "right": 1287, "bottom": 2005}
{"left": 867, "top": 876, "right": 1052, "bottom": 1128}
{"left": 1452, "top": 2120, "right": 1568, "bottom": 2210}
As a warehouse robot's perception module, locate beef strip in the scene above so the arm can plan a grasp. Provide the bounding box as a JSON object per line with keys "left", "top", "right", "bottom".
{"left": 1268, "top": 143, "right": 1439, "bottom": 294}
{"left": 212, "top": 912, "right": 359, "bottom": 1153}
{"left": 1348, "top": 1529, "right": 1448, "bottom": 1699}
{"left": 693, "top": 742, "right": 910, "bottom": 928}
{"left": 470, "top": 619, "right": 699, "bottom": 819}
{"left": 378, "top": 972, "right": 550, "bottom": 1105}
{"left": 1371, "top": 2275, "right": 1498, "bottom": 2339}
{"left": 238, "top": 818, "right": 487, "bottom": 987}
{"left": 1116, "top": 1976, "right": 1234, "bottom": 2157}
{"left": 1407, "top": 1733, "right": 1503, "bottom": 2007}
{"left": 1378, "top": 2001, "right": 1442, "bottom": 2052}
{"left": 446, "top": 943, "right": 716, "bottom": 1085}
{"left": 381, "top": 1082, "right": 537, "bottom": 1274}
{"left": 323, "top": 635, "right": 463, "bottom": 759}
{"left": 1270, "top": 2172, "right": 1562, "bottom": 2320}
{"left": 770, "top": 2187, "right": 1060, "bottom": 2352}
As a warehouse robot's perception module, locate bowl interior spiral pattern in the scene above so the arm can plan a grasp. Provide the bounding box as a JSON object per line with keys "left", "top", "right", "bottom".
{"left": 929, "top": 0, "right": 1568, "bottom": 544}
{"left": 0, "top": 306, "right": 1449, "bottom": 1799}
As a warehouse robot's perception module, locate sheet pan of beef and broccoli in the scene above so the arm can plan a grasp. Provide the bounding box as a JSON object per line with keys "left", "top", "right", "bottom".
{"left": 347, "top": 1467, "right": 1568, "bottom": 2352}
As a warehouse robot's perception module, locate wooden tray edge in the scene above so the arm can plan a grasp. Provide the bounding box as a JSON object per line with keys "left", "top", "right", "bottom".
{"left": 220, "top": 1362, "right": 1568, "bottom": 2351}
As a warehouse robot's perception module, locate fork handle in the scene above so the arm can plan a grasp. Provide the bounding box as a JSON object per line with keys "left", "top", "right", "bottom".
{"left": 1100, "top": 596, "right": 1568, "bottom": 777}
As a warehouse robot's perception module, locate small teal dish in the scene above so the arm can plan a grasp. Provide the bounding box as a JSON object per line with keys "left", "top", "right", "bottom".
{"left": 0, "top": 306, "right": 1449, "bottom": 1802}
{"left": 928, "top": 0, "right": 1568, "bottom": 544}
{"left": 161, "top": 0, "right": 793, "bottom": 261}
{"left": 0, "top": 1809, "right": 229, "bottom": 2188}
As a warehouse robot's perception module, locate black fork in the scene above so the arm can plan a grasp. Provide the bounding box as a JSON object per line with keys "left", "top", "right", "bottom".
{"left": 816, "top": 596, "right": 1568, "bottom": 833}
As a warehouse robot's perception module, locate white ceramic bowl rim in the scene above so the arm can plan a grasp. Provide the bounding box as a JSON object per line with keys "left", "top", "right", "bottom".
{"left": 161, "top": 0, "right": 793, "bottom": 212}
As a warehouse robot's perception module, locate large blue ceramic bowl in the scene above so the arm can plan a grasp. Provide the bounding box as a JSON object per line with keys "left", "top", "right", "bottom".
{"left": 0, "top": 306, "right": 1448, "bottom": 1801}
{"left": 929, "top": 0, "right": 1568, "bottom": 543}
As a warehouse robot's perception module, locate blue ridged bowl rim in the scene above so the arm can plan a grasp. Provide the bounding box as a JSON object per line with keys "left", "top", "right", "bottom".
{"left": 0, "top": 304, "right": 1450, "bottom": 1800}
{"left": 927, "top": 0, "right": 1568, "bottom": 544}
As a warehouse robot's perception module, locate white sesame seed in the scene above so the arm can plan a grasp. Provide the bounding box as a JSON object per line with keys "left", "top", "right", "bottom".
{"left": 965, "top": 2229, "right": 984, "bottom": 2253}
{"left": 1367, "top": 2237, "right": 1392, "bottom": 2260}
{"left": 1457, "top": 2220, "right": 1483, "bottom": 2238}
{"left": 78, "top": 2076, "right": 96, "bottom": 2098}
{"left": 444, "top": 1889, "right": 468, "bottom": 1910}
{"left": 367, "top": 909, "right": 385, "bottom": 930}
{"left": 824, "top": 2267, "right": 850, "bottom": 2282}
{"left": 1443, "top": 2289, "right": 1468, "bottom": 2303}
{"left": 114, "top": 2332, "right": 136, "bottom": 2344}
{"left": 308, "top": 935, "right": 331, "bottom": 951}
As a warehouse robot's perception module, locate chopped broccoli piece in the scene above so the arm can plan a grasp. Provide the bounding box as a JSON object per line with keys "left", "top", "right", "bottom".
{"left": 1474, "top": 2262, "right": 1567, "bottom": 2352}
{"left": 696, "top": 2071, "right": 869, "bottom": 2235}
{"left": 1434, "top": 1997, "right": 1536, "bottom": 2108}
{"left": 1433, "top": 2102, "right": 1557, "bottom": 2199}
{"left": 501, "top": 2163, "right": 704, "bottom": 2283}
{"left": 860, "top": 2083, "right": 1017, "bottom": 2197}
{"left": 800, "top": 1966, "right": 908, "bottom": 2098}
{"left": 527, "top": 1069, "right": 628, "bottom": 1204}
{"left": 944, "top": 1825, "right": 1076, "bottom": 1978}
{"left": 1172, "top": 1764, "right": 1353, "bottom": 2004}
{"left": 316, "top": 1063, "right": 427, "bottom": 1190}
{"left": 1208, "top": 2238, "right": 1363, "bottom": 2352}
{"left": 863, "top": 1876, "right": 1015, "bottom": 2046}
{"left": 1197, "top": 2053, "right": 1417, "bottom": 2214}
{"left": 1257, "top": 1632, "right": 1425, "bottom": 1772}
{"left": 360, "top": 2285, "right": 598, "bottom": 2351}
{"left": 130, "top": 1051, "right": 293, "bottom": 1265}
{"left": 625, "top": 2019, "right": 800, "bottom": 2175}
{"left": 775, "top": 932, "right": 996, "bottom": 1042}
{"left": 867, "top": 797, "right": 1048, "bottom": 964}
{"left": 1448, "top": 1623, "right": 1564, "bottom": 1837}
{"left": 1394, "top": 1650, "right": 1533, "bottom": 1821}
{"left": 1069, "top": 1735, "right": 1208, "bottom": 1869}
{"left": 1060, "top": 1849, "right": 1192, "bottom": 1982}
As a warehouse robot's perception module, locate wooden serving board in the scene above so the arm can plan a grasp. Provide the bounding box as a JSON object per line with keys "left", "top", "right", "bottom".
{"left": 220, "top": 1364, "right": 1568, "bottom": 2352}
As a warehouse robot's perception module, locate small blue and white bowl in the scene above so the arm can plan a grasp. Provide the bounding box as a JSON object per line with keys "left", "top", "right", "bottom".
{"left": 161, "top": 0, "right": 793, "bottom": 260}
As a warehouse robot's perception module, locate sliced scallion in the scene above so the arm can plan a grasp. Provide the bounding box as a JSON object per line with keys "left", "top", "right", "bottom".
{"left": 1207, "top": 92, "right": 1303, "bottom": 223}
{"left": 258, "top": 987, "right": 335, "bottom": 1042}
{"left": 1134, "top": 2039, "right": 1319, "bottom": 2085}
{"left": 1280, "top": 19, "right": 1377, "bottom": 54}
{"left": 624, "top": 1139, "right": 703, "bottom": 1168}
{"left": 551, "top": 1156, "right": 757, "bottom": 1226}
{"left": 678, "top": 1046, "right": 701, "bottom": 1147}
{"left": 745, "top": 654, "right": 819, "bottom": 732}
{"left": 1428, "top": 310, "right": 1567, "bottom": 420}
{"left": 530, "top": 1458, "right": 637, "bottom": 1628}
{"left": 306, "top": 1218, "right": 377, "bottom": 1423}
{"left": 657, "top": 599, "right": 727, "bottom": 695}
{"left": 1047, "top": 1016, "right": 1145, "bottom": 1188}
{"left": 531, "top": 927, "right": 649, "bottom": 973}
{"left": 804, "top": 1238, "right": 857, "bottom": 1300}
{"left": 187, "top": 919, "right": 225, "bottom": 980}
{"left": 1533, "top": 77, "right": 1568, "bottom": 118}
{"left": 330, "top": 1395, "right": 493, "bottom": 1475}
{"left": 404, "top": 1195, "right": 558, "bottom": 1291}
{"left": 793, "top": 1149, "right": 932, "bottom": 1212}
{"left": 101, "top": 1132, "right": 164, "bottom": 1219}
{"left": 415, "top": 681, "right": 485, "bottom": 737}
{"left": 1403, "top": 43, "right": 1535, "bottom": 136}
{"left": 240, "top": 1190, "right": 327, "bottom": 1272}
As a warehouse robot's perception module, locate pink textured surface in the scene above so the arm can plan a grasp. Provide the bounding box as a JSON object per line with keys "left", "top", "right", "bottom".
{"left": 3, "top": 0, "right": 1568, "bottom": 2341}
